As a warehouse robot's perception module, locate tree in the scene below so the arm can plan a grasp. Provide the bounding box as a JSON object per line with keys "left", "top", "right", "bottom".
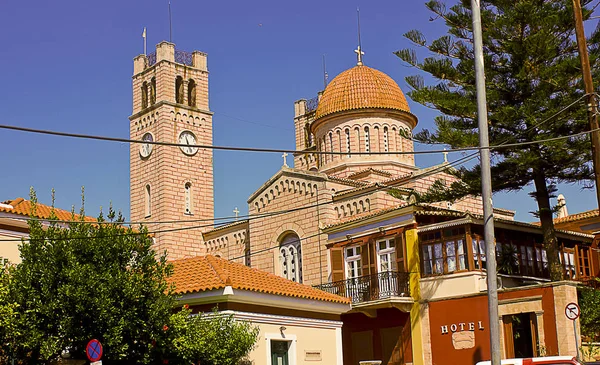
{"left": 164, "top": 306, "right": 260, "bottom": 365}
{"left": 0, "top": 189, "right": 259, "bottom": 365}
{"left": 4, "top": 189, "right": 175, "bottom": 364}
{"left": 0, "top": 261, "right": 18, "bottom": 364}
{"left": 395, "top": 0, "right": 600, "bottom": 280}
{"left": 579, "top": 280, "right": 600, "bottom": 341}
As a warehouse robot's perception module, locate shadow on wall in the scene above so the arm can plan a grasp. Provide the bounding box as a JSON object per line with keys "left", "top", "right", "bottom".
{"left": 473, "top": 346, "right": 483, "bottom": 364}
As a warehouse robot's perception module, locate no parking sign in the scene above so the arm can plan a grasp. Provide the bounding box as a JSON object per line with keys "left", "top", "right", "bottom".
{"left": 86, "top": 339, "right": 103, "bottom": 363}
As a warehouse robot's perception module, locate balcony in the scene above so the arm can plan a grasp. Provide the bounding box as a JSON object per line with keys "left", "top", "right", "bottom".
{"left": 315, "top": 271, "right": 411, "bottom": 304}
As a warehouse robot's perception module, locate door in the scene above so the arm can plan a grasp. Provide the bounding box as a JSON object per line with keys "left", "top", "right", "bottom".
{"left": 270, "top": 340, "right": 289, "bottom": 365}
{"left": 503, "top": 313, "right": 537, "bottom": 359}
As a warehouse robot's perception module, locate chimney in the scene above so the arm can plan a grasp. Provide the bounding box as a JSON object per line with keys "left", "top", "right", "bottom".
{"left": 557, "top": 194, "right": 568, "bottom": 218}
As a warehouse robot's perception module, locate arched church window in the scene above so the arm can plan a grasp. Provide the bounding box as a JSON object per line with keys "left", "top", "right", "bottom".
{"left": 175, "top": 76, "right": 184, "bottom": 104}
{"left": 364, "top": 126, "right": 370, "bottom": 153}
{"left": 141, "top": 82, "right": 148, "bottom": 109}
{"left": 279, "top": 233, "right": 302, "bottom": 283}
{"left": 150, "top": 77, "right": 156, "bottom": 105}
{"left": 337, "top": 130, "right": 342, "bottom": 155}
{"left": 184, "top": 182, "right": 193, "bottom": 215}
{"left": 384, "top": 127, "right": 389, "bottom": 152}
{"left": 187, "top": 79, "right": 196, "bottom": 107}
{"left": 355, "top": 127, "right": 361, "bottom": 153}
{"left": 145, "top": 184, "right": 152, "bottom": 217}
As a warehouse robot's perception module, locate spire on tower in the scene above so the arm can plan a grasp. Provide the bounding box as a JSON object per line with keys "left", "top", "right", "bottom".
{"left": 323, "top": 54, "right": 329, "bottom": 88}
{"left": 355, "top": 8, "right": 364, "bottom": 66}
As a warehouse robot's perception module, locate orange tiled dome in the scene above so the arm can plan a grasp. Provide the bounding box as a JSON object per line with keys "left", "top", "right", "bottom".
{"left": 315, "top": 65, "right": 410, "bottom": 119}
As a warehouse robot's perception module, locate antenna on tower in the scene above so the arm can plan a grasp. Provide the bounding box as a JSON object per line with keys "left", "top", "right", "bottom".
{"left": 322, "top": 54, "right": 329, "bottom": 89}
{"left": 354, "top": 7, "right": 365, "bottom": 65}
{"left": 168, "top": 2, "right": 173, "bottom": 43}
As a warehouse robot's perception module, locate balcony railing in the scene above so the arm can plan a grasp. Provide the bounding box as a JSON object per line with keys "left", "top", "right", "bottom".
{"left": 315, "top": 271, "right": 411, "bottom": 304}
{"left": 146, "top": 49, "right": 193, "bottom": 67}
{"left": 306, "top": 97, "right": 319, "bottom": 114}
{"left": 147, "top": 52, "right": 157, "bottom": 66}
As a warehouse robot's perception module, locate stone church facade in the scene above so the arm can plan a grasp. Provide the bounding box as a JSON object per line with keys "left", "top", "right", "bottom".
{"left": 129, "top": 42, "right": 595, "bottom": 365}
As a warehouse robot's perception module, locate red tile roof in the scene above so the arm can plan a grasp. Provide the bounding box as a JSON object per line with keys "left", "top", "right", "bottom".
{"left": 169, "top": 255, "right": 350, "bottom": 304}
{"left": 315, "top": 65, "right": 414, "bottom": 121}
{"left": 0, "top": 197, "right": 96, "bottom": 222}
{"left": 553, "top": 209, "right": 599, "bottom": 225}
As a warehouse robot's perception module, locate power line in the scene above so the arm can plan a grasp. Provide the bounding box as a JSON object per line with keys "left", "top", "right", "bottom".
{"left": 0, "top": 151, "right": 477, "bottom": 243}
{"left": 0, "top": 122, "right": 597, "bottom": 157}
{"left": 227, "top": 99, "right": 596, "bottom": 261}
{"left": 227, "top": 154, "right": 480, "bottom": 261}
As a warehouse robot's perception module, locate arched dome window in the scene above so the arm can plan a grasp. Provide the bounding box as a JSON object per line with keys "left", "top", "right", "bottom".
{"left": 364, "top": 126, "right": 370, "bottom": 153}
{"left": 384, "top": 127, "right": 389, "bottom": 153}
{"left": 279, "top": 233, "right": 302, "bottom": 283}
{"left": 345, "top": 128, "right": 351, "bottom": 157}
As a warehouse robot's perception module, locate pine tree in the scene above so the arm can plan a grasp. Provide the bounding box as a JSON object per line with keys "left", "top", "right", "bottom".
{"left": 395, "top": 0, "right": 600, "bottom": 280}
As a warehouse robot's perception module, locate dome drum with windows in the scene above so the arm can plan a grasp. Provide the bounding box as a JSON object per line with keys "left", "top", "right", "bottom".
{"left": 308, "top": 64, "right": 419, "bottom": 175}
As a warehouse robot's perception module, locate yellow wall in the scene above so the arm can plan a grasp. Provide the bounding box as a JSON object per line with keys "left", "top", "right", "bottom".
{"left": 0, "top": 232, "right": 22, "bottom": 264}
{"left": 406, "top": 227, "right": 425, "bottom": 365}
{"left": 420, "top": 271, "right": 487, "bottom": 300}
{"left": 248, "top": 322, "right": 341, "bottom": 365}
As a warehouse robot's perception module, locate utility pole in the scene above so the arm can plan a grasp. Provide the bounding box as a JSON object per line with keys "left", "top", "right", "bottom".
{"left": 572, "top": 0, "right": 600, "bottom": 211}
{"left": 470, "top": 1, "right": 501, "bottom": 364}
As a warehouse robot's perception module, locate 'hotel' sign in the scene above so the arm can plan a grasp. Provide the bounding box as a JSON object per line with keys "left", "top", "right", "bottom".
{"left": 441, "top": 321, "right": 485, "bottom": 334}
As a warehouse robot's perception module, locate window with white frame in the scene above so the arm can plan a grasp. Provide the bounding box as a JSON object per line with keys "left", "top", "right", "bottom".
{"left": 279, "top": 233, "right": 302, "bottom": 283}
{"left": 377, "top": 238, "right": 396, "bottom": 273}
{"left": 345, "top": 245, "right": 362, "bottom": 279}
{"left": 364, "top": 127, "right": 370, "bottom": 153}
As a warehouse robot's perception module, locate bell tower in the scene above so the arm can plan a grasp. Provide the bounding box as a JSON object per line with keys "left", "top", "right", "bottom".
{"left": 129, "top": 41, "right": 213, "bottom": 260}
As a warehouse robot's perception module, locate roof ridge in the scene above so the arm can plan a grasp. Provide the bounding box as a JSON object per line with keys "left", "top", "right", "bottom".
{"left": 205, "top": 255, "right": 230, "bottom": 285}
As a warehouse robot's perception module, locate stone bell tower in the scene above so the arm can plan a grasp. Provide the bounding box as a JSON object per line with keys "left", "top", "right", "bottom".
{"left": 129, "top": 41, "right": 213, "bottom": 260}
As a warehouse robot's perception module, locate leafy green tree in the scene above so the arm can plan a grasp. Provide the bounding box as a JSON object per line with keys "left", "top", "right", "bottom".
{"left": 1, "top": 189, "right": 259, "bottom": 365}
{"left": 395, "top": 0, "right": 600, "bottom": 280}
{"left": 579, "top": 281, "right": 600, "bottom": 341}
{"left": 5, "top": 189, "right": 174, "bottom": 364}
{"left": 0, "top": 261, "right": 18, "bottom": 363}
{"left": 164, "top": 306, "right": 260, "bottom": 365}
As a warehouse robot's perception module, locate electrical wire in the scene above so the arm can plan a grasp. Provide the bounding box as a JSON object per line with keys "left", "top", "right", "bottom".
{"left": 0, "top": 121, "right": 597, "bottom": 157}
{"left": 0, "top": 150, "right": 477, "bottom": 243}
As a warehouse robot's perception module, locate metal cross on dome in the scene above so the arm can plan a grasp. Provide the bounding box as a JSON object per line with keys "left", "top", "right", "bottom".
{"left": 355, "top": 46, "right": 364, "bottom": 66}
{"left": 355, "top": 8, "right": 364, "bottom": 66}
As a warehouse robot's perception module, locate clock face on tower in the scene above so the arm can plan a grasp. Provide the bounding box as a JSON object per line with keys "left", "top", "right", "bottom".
{"left": 178, "top": 130, "right": 198, "bottom": 156}
{"left": 139, "top": 132, "right": 154, "bottom": 158}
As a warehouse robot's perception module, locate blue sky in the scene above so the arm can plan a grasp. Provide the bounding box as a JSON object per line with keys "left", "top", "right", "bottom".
{"left": 0, "top": 0, "right": 597, "bottom": 223}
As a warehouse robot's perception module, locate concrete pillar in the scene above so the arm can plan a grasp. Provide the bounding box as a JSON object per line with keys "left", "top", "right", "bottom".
{"left": 192, "top": 51, "right": 207, "bottom": 71}
{"left": 156, "top": 41, "right": 175, "bottom": 63}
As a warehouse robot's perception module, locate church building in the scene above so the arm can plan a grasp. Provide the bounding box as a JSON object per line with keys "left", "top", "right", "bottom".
{"left": 129, "top": 41, "right": 597, "bottom": 365}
